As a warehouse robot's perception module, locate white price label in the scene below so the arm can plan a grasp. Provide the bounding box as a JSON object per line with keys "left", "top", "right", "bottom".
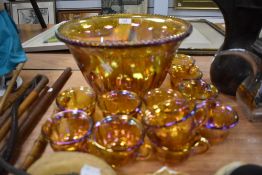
{"left": 80, "top": 164, "right": 101, "bottom": 175}
{"left": 119, "top": 18, "right": 132, "bottom": 24}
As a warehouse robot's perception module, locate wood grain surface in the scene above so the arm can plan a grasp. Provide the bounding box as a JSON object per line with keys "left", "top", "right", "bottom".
{"left": 13, "top": 25, "right": 262, "bottom": 175}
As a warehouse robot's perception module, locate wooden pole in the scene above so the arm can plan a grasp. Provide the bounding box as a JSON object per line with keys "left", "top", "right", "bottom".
{"left": 0, "top": 75, "right": 49, "bottom": 143}
{"left": 0, "top": 63, "right": 25, "bottom": 114}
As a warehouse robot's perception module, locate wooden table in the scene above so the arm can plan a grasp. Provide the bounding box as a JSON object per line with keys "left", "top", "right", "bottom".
{"left": 14, "top": 25, "right": 262, "bottom": 175}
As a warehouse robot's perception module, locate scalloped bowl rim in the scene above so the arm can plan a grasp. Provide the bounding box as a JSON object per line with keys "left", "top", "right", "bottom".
{"left": 55, "top": 14, "right": 193, "bottom": 48}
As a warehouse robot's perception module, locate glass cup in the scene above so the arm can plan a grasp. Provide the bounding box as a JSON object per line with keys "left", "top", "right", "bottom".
{"left": 143, "top": 88, "right": 184, "bottom": 109}
{"left": 169, "top": 54, "right": 203, "bottom": 89}
{"left": 42, "top": 110, "right": 93, "bottom": 152}
{"left": 90, "top": 115, "right": 150, "bottom": 167}
{"left": 198, "top": 99, "right": 239, "bottom": 144}
{"left": 171, "top": 54, "right": 196, "bottom": 70}
{"left": 152, "top": 136, "right": 209, "bottom": 164}
{"left": 143, "top": 98, "right": 206, "bottom": 150}
{"left": 143, "top": 97, "right": 209, "bottom": 163}
{"left": 97, "top": 90, "right": 142, "bottom": 118}
{"left": 56, "top": 86, "right": 97, "bottom": 116}
{"left": 177, "top": 79, "right": 218, "bottom": 101}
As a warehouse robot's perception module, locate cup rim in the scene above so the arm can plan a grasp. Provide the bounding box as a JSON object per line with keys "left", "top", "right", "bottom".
{"left": 56, "top": 86, "right": 97, "bottom": 111}
{"left": 177, "top": 79, "right": 219, "bottom": 100}
{"left": 142, "top": 98, "right": 196, "bottom": 128}
{"left": 92, "top": 115, "right": 145, "bottom": 152}
{"left": 42, "top": 109, "right": 94, "bottom": 145}
{"left": 143, "top": 88, "right": 183, "bottom": 102}
{"left": 169, "top": 65, "right": 203, "bottom": 80}
{"left": 97, "top": 90, "right": 142, "bottom": 116}
{"left": 56, "top": 13, "right": 192, "bottom": 48}
{"left": 171, "top": 54, "right": 196, "bottom": 66}
{"left": 198, "top": 100, "right": 239, "bottom": 130}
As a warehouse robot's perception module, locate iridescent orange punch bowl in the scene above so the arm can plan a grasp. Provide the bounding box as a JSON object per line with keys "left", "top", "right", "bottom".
{"left": 56, "top": 14, "right": 192, "bottom": 96}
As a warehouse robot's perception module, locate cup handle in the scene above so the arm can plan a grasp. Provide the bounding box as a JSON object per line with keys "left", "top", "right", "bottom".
{"left": 136, "top": 142, "right": 152, "bottom": 160}
{"left": 136, "top": 109, "right": 144, "bottom": 121}
{"left": 194, "top": 101, "right": 208, "bottom": 127}
{"left": 191, "top": 134, "right": 210, "bottom": 155}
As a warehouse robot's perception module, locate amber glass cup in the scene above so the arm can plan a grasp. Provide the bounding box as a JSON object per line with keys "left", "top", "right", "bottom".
{"left": 42, "top": 110, "right": 93, "bottom": 152}
{"left": 171, "top": 54, "right": 196, "bottom": 70}
{"left": 198, "top": 100, "right": 239, "bottom": 144}
{"left": 97, "top": 90, "right": 142, "bottom": 118}
{"left": 169, "top": 54, "right": 203, "bottom": 89}
{"left": 143, "top": 94, "right": 209, "bottom": 163}
{"left": 152, "top": 136, "right": 209, "bottom": 164}
{"left": 90, "top": 115, "right": 148, "bottom": 167}
{"left": 56, "top": 14, "right": 192, "bottom": 96}
{"left": 177, "top": 79, "right": 218, "bottom": 101}
{"left": 56, "top": 86, "right": 96, "bottom": 116}
{"left": 143, "top": 99, "right": 207, "bottom": 150}
{"left": 143, "top": 88, "right": 184, "bottom": 109}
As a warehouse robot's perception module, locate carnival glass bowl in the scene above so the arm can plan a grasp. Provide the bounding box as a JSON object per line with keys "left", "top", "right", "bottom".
{"left": 56, "top": 14, "right": 192, "bottom": 96}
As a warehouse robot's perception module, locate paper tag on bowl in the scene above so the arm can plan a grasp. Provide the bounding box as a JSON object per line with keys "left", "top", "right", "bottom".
{"left": 119, "top": 18, "right": 132, "bottom": 24}
{"left": 80, "top": 164, "right": 101, "bottom": 175}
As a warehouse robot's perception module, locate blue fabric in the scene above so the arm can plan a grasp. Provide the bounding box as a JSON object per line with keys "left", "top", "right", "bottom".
{"left": 0, "top": 10, "right": 27, "bottom": 76}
